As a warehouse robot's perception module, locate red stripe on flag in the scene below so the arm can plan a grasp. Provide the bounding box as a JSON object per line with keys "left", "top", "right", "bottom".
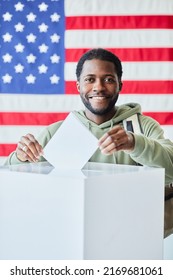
{"left": 66, "top": 15, "right": 173, "bottom": 30}
{"left": 0, "top": 112, "right": 69, "bottom": 125}
{"left": 1, "top": 112, "right": 173, "bottom": 126}
{"left": 66, "top": 81, "right": 173, "bottom": 94}
{"left": 143, "top": 112, "right": 173, "bottom": 125}
{"left": 66, "top": 48, "right": 173, "bottom": 62}
{"left": 0, "top": 112, "right": 173, "bottom": 125}
{"left": 0, "top": 144, "right": 17, "bottom": 157}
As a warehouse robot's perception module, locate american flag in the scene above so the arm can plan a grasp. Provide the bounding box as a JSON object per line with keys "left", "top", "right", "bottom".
{"left": 0, "top": 0, "right": 173, "bottom": 159}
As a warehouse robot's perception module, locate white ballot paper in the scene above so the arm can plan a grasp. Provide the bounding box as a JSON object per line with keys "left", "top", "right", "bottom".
{"left": 44, "top": 112, "right": 98, "bottom": 170}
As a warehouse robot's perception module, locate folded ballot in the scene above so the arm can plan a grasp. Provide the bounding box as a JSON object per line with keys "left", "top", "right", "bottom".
{"left": 44, "top": 112, "right": 98, "bottom": 170}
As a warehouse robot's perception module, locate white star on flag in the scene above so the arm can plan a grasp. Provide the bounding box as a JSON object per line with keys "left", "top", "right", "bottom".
{"left": 3, "top": 12, "right": 13, "bottom": 21}
{"left": 26, "top": 54, "right": 37, "bottom": 63}
{"left": 2, "top": 33, "right": 13, "bottom": 42}
{"left": 50, "top": 13, "right": 60, "bottom": 22}
{"left": 2, "top": 53, "right": 13, "bottom": 63}
{"left": 38, "top": 2, "right": 48, "bottom": 12}
{"left": 50, "top": 54, "right": 60, "bottom": 63}
{"left": 38, "top": 64, "right": 48, "bottom": 74}
{"left": 50, "top": 33, "right": 60, "bottom": 43}
{"left": 26, "top": 33, "right": 37, "bottom": 43}
{"left": 26, "top": 74, "right": 36, "bottom": 84}
{"left": 14, "top": 64, "right": 24, "bottom": 73}
{"left": 14, "top": 2, "right": 24, "bottom": 12}
{"left": 15, "top": 43, "right": 25, "bottom": 53}
{"left": 2, "top": 74, "right": 13, "bottom": 83}
{"left": 26, "top": 12, "right": 37, "bottom": 22}
{"left": 38, "top": 23, "right": 48, "bottom": 32}
{"left": 14, "top": 22, "right": 25, "bottom": 32}
{"left": 38, "top": 44, "right": 48, "bottom": 53}
{"left": 50, "top": 74, "right": 60, "bottom": 84}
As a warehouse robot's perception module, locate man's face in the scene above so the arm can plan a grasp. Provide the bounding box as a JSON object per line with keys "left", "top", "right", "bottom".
{"left": 76, "top": 59, "right": 122, "bottom": 116}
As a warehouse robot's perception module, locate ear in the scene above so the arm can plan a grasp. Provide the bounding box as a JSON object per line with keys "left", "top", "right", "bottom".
{"left": 76, "top": 81, "right": 80, "bottom": 92}
{"left": 119, "top": 81, "right": 123, "bottom": 91}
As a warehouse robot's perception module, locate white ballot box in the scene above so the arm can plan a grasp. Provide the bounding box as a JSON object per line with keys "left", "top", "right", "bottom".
{"left": 0, "top": 162, "right": 164, "bottom": 260}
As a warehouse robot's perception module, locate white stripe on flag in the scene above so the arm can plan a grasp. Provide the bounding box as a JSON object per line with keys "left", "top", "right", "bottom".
{"left": 0, "top": 94, "right": 173, "bottom": 112}
{"left": 162, "top": 126, "right": 173, "bottom": 140}
{"left": 65, "top": 30, "right": 173, "bottom": 48}
{"left": 117, "top": 95, "right": 173, "bottom": 112}
{"left": 0, "top": 94, "right": 84, "bottom": 112}
{"left": 65, "top": 0, "right": 173, "bottom": 15}
{"left": 65, "top": 62, "right": 173, "bottom": 81}
{"left": 0, "top": 124, "right": 172, "bottom": 144}
{"left": 0, "top": 126, "right": 45, "bottom": 143}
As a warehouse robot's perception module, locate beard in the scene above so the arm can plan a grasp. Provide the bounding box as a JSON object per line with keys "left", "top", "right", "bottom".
{"left": 80, "top": 93, "right": 119, "bottom": 116}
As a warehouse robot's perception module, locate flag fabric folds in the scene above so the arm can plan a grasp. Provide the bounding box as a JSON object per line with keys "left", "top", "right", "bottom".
{"left": 0, "top": 0, "right": 173, "bottom": 158}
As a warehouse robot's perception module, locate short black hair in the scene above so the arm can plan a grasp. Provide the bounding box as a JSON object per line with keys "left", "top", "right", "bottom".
{"left": 76, "top": 48, "right": 123, "bottom": 81}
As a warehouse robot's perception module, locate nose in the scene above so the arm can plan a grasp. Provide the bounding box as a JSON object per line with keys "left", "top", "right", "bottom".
{"left": 93, "top": 79, "right": 105, "bottom": 92}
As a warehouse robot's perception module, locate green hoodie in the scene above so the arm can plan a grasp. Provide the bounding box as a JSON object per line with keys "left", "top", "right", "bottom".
{"left": 6, "top": 103, "right": 173, "bottom": 184}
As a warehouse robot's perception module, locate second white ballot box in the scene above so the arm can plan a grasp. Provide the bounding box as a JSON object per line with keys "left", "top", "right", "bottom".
{"left": 0, "top": 162, "right": 164, "bottom": 260}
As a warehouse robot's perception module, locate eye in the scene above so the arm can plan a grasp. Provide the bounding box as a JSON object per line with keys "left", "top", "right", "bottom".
{"left": 84, "top": 77, "right": 95, "bottom": 83}
{"left": 104, "top": 77, "right": 116, "bottom": 83}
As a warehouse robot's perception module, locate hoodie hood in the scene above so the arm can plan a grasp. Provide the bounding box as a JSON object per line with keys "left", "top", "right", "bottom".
{"left": 73, "top": 103, "right": 142, "bottom": 131}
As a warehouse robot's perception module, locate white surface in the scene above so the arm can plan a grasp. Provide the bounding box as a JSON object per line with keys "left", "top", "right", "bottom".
{"left": 44, "top": 112, "right": 98, "bottom": 170}
{"left": 84, "top": 168, "right": 164, "bottom": 260}
{"left": 0, "top": 162, "right": 165, "bottom": 260}
{"left": 164, "top": 234, "right": 173, "bottom": 259}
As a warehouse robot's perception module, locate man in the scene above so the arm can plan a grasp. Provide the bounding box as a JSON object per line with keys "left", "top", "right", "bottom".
{"left": 5, "top": 48, "right": 173, "bottom": 185}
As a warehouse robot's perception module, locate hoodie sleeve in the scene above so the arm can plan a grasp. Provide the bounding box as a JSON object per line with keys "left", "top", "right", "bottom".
{"left": 127, "top": 115, "right": 173, "bottom": 185}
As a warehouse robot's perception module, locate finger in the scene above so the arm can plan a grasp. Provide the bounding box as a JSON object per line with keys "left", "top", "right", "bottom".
{"left": 98, "top": 132, "right": 109, "bottom": 145}
{"left": 16, "top": 133, "right": 43, "bottom": 162}
{"left": 98, "top": 134, "right": 112, "bottom": 148}
{"left": 16, "top": 142, "right": 39, "bottom": 162}
{"left": 98, "top": 125, "right": 123, "bottom": 145}
{"left": 100, "top": 141, "right": 118, "bottom": 154}
{"left": 19, "top": 139, "right": 40, "bottom": 161}
{"left": 20, "top": 134, "right": 43, "bottom": 158}
{"left": 100, "top": 132, "right": 135, "bottom": 154}
{"left": 98, "top": 130, "right": 124, "bottom": 150}
{"left": 15, "top": 143, "right": 28, "bottom": 162}
{"left": 26, "top": 134, "right": 43, "bottom": 154}
{"left": 108, "top": 126, "right": 126, "bottom": 138}
{"left": 100, "top": 136, "right": 125, "bottom": 153}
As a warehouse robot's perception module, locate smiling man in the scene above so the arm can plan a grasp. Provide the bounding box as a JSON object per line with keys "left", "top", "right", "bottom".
{"left": 5, "top": 48, "right": 173, "bottom": 185}
{"left": 76, "top": 57, "right": 122, "bottom": 122}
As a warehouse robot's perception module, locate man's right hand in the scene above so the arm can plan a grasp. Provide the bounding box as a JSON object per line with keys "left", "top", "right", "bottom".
{"left": 16, "top": 133, "right": 44, "bottom": 162}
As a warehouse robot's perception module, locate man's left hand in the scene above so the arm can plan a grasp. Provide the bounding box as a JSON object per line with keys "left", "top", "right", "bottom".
{"left": 98, "top": 125, "right": 135, "bottom": 155}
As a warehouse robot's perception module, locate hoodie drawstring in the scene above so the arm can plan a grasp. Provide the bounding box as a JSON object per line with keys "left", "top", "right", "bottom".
{"left": 110, "top": 120, "right": 116, "bottom": 164}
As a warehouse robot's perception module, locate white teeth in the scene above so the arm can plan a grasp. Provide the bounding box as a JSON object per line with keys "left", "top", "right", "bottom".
{"left": 91, "top": 96, "right": 106, "bottom": 99}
